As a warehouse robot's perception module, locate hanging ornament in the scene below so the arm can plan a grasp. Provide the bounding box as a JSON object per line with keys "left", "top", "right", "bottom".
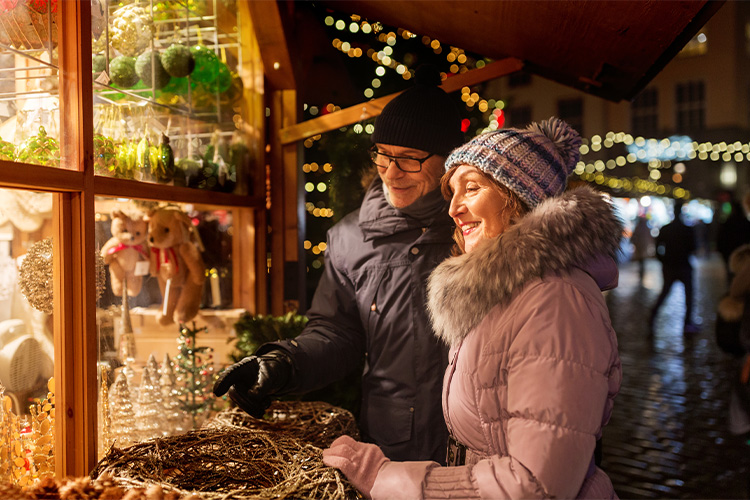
{"left": 189, "top": 45, "right": 220, "bottom": 83}
{"left": 19, "top": 237, "right": 53, "bottom": 314}
{"left": 95, "top": 250, "right": 106, "bottom": 301}
{"left": 208, "top": 61, "right": 232, "bottom": 94}
{"left": 16, "top": 126, "right": 60, "bottom": 167}
{"left": 110, "top": 4, "right": 153, "bottom": 57}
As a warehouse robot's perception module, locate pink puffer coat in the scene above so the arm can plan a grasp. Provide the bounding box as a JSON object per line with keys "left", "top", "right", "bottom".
{"left": 369, "top": 187, "right": 623, "bottom": 499}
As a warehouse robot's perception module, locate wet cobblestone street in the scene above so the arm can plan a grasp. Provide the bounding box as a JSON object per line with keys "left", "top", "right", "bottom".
{"left": 603, "top": 254, "right": 749, "bottom": 499}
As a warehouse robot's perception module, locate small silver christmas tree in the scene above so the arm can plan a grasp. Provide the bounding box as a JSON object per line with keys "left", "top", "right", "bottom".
{"left": 160, "top": 353, "right": 186, "bottom": 436}
{"left": 108, "top": 371, "right": 137, "bottom": 448}
{"left": 135, "top": 369, "right": 163, "bottom": 441}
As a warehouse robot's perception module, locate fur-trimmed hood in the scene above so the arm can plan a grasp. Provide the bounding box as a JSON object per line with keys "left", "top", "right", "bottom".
{"left": 427, "top": 186, "right": 623, "bottom": 345}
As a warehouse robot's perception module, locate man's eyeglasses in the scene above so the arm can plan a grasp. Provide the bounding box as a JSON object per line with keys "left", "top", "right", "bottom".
{"left": 369, "top": 147, "right": 434, "bottom": 173}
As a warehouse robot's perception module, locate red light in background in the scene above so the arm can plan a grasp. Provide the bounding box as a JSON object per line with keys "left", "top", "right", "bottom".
{"left": 494, "top": 109, "right": 505, "bottom": 128}
{"left": 461, "top": 118, "right": 470, "bottom": 132}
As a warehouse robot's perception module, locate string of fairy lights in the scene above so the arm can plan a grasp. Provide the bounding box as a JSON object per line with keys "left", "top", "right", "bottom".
{"left": 302, "top": 11, "right": 740, "bottom": 260}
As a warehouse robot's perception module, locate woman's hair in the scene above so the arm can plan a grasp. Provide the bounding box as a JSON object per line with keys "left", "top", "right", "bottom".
{"left": 441, "top": 165, "right": 529, "bottom": 255}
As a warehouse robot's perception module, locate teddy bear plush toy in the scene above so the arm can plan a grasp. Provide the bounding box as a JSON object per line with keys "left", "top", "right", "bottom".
{"left": 101, "top": 209, "right": 149, "bottom": 297}
{"left": 146, "top": 206, "right": 206, "bottom": 325}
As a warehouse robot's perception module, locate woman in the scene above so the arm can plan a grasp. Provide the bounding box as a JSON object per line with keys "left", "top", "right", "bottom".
{"left": 323, "top": 117, "right": 623, "bottom": 499}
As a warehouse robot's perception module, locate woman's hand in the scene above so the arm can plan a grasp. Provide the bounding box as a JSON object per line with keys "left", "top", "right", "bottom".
{"left": 322, "top": 435, "right": 389, "bottom": 498}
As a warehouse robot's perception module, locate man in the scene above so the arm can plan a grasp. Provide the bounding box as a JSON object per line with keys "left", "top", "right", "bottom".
{"left": 650, "top": 199, "right": 700, "bottom": 335}
{"left": 214, "top": 65, "right": 463, "bottom": 463}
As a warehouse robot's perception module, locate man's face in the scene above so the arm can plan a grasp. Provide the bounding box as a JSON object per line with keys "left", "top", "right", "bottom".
{"left": 374, "top": 144, "right": 445, "bottom": 208}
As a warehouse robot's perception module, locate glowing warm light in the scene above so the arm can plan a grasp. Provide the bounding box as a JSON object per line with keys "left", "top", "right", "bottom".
{"left": 672, "top": 173, "right": 683, "bottom": 183}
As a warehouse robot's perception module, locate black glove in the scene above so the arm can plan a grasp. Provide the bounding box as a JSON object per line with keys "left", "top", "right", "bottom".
{"left": 213, "top": 350, "right": 294, "bottom": 418}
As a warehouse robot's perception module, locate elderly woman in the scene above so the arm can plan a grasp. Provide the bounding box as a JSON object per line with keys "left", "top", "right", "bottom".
{"left": 323, "top": 117, "right": 623, "bottom": 499}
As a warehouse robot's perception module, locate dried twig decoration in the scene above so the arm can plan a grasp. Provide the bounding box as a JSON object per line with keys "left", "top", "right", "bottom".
{"left": 207, "top": 401, "right": 360, "bottom": 449}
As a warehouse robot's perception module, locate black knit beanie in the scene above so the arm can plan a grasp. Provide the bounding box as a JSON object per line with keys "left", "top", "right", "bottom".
{"left": 371, "top": 65, "right": 463, "bottom": 157}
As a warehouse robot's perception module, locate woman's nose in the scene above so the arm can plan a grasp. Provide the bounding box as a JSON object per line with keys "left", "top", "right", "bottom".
{"left": 448, "top": 196, "right": 464, "bottom": 218}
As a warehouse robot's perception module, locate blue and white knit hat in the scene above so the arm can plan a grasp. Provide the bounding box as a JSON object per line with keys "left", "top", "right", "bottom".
{"left": 444, "top": 117, "right": 582, "bottom": 208}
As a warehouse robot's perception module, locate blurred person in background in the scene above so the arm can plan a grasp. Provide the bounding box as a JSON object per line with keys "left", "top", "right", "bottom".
{"left": 650, "top": 199, "right": 700, "bottom": 335}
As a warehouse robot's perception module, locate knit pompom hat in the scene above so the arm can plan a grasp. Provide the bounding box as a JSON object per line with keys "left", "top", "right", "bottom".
{"left": 371, "top": 65, "right": 464, "bottom": 157}
{"left": 445, "top": 117, "right": 582, "bottom": 208}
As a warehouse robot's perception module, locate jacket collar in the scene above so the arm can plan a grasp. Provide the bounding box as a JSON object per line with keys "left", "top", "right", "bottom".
{"left": 359, "top": 178, "right": 451, "bottom": 241}
{"left": 427, "top": 186, "right": 623, "bottom": 346}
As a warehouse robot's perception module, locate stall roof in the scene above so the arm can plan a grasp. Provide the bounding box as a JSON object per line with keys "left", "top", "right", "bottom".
{"left": 310, "top": 0, "right": 724, "bottom": 103}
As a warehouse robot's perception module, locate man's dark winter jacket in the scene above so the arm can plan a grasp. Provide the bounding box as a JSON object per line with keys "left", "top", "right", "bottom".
{"left": 264, "top": 178, "right": 454, "bottom": 463}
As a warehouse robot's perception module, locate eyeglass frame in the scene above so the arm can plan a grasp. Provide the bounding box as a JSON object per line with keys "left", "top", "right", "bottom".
{"left": 369, "top": 146, "right": 435, "bottom": 173}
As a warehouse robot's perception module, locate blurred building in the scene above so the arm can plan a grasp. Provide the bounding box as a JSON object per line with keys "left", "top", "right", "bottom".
{"left": 485, "top": 1, "right": 750, "bottom": 203}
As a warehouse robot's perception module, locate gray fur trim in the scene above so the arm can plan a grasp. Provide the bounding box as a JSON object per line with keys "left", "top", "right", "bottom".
{"left": 427, "top": 186, "right": 622, "bottom": 345}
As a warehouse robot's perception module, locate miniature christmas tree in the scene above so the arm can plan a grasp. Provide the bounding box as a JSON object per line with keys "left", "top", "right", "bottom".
{"left": 174, "top": 322, "right": 216, "bottom": 429}
{"left": 160, "top": 353, "right": 186, "bottom": 436}
{"left": 135, "top": 369, "right": 163, "bottom": 441}
{"left": 144, "top": 353, "right": 162, "bottom": 396}
{"left": 108, "top": 371, "right": 137, "bottom": 448}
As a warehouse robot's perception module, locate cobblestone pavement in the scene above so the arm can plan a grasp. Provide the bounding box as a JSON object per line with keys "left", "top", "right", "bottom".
{"left": 602, "top": 253, "right": 749, "bottom": 499}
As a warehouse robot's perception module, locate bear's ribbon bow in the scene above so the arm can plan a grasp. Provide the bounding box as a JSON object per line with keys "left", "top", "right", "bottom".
{"left": 151, "top": 247, "right": 179, "bottom": 273}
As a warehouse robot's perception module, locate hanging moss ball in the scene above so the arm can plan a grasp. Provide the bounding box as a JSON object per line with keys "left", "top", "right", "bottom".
{"left": 189, "top": 45, "right": 220, "bottom": 83}
{"left": 92, "top": 54, "right": 107, "bottom": 74}
{"left": 161, "top": 43, "right": 195, "bottom": 78}
{"left": 110, "top": 56, "right": 139, "bottom": 88}
{"left": 136, "top": 51, "right": 171, "bottom": 90}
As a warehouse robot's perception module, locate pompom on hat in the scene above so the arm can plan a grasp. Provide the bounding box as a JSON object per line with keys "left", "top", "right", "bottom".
{"left": 445, "top": 117, "right": 582, "bottom": 208}
{"left": 371, "top": 64, "right": 464, "bottom": 157}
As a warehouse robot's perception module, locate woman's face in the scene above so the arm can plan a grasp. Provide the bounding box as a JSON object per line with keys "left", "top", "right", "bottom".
{"left": 448, "top": 165, "right": 514, "bottom": 253}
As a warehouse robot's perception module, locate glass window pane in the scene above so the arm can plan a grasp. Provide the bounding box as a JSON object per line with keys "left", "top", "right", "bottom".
{"left": 94, "top": 197, "right": 242, "bottom": 455}
{"left": 0, "top": 2, "right": 61, "bottom": 168}
{"left": 0, "top": 187, "right": 55, "bottom": 484}
{"left": 92, "top": 1, "right": 259, "bottom": 195}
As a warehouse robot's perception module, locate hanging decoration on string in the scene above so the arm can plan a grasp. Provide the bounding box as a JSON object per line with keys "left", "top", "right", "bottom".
{"left": 19, "top": 238, "right": 107, "bottom": 314}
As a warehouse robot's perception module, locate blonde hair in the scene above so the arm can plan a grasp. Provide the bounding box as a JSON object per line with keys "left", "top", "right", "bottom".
{"left": 441, "top": 165, "right": 529, "bottom": 255}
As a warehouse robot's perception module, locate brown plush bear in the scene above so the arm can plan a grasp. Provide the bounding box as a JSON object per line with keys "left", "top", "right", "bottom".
{"left": 146, "top": 206, "right": 206, "bottom": 325}
{"left": 101, "top": 209, "right": 149, "bottom": 297}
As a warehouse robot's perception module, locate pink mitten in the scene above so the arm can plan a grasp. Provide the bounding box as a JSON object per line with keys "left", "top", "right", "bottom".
{"left": 322, "top": 435, "right": 389, "bottom": 498}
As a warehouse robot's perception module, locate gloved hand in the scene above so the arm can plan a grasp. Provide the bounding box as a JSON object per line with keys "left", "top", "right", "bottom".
{"left": 212, "top": 350, "right": 293, "bottom": 418}
{"left": 322, "top": 435, "right": 389, "bottom": 498}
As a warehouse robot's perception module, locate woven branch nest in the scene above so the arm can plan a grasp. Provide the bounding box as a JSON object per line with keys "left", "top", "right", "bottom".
{"left": 206, "top": 400, "right": 360, "bottom": 448}
{"left": 90, "top": 401, "right": 362, "bottom": 500}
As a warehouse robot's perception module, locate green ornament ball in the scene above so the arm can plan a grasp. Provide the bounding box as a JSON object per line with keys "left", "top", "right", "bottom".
{"left": 136, "top": 50, "right": 172, "bottom": 90}
{"left": 161, "top": 43, "right": 195, "bottom": 78}
{"left": 189, "top": 45, "right": 219, "bottom": 83}
{"left": 110, "top": 56, "right": 139, "bottom": 88}
{"left": 162, "top": 76, "right": 189, "bottom": 96}
{"left": 209, "top": 61, "right": 232, "bottom": 94}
